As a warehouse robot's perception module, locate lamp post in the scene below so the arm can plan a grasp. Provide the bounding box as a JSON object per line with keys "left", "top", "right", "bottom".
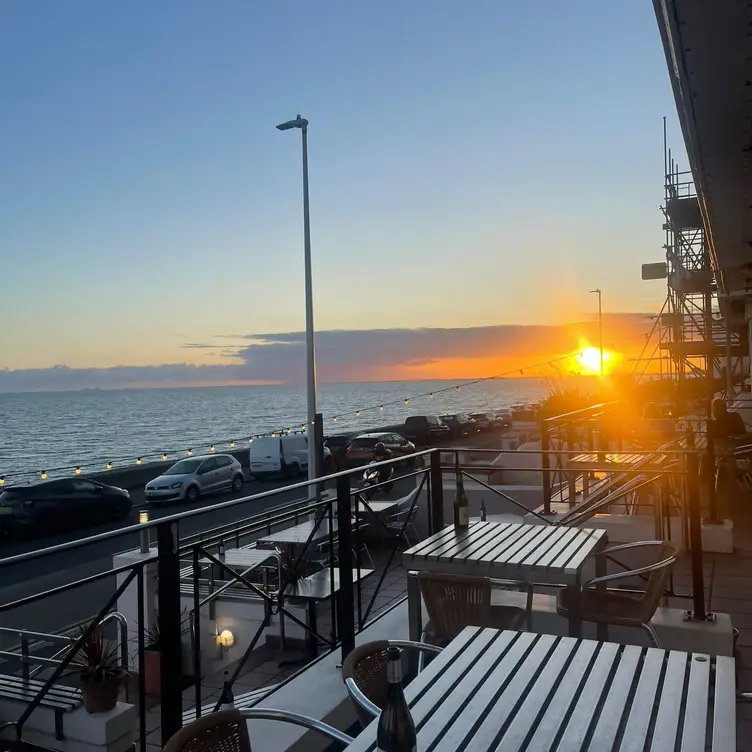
{"left": 590, "top": 288, "right": 603, "bottom": 376}
{"left": 277, "top": 115, "right": 318, "bottom": 485}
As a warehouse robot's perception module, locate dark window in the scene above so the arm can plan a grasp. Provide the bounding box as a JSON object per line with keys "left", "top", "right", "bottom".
{"left": 71, "top": 480, "right": 98, "bottom": 493}
{"left": 427, "top": 416, "right": 439, "bottom": 426}
{"left": 216, "top": 456, "right": 233, "bottom": 468}
{"left": 198, "top": 458, "right": 218, "bottom": 474}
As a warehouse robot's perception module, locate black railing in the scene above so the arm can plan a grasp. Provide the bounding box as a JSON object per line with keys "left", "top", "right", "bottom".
{"left": 0, "top": 432, "right": 717, "bottom": 749}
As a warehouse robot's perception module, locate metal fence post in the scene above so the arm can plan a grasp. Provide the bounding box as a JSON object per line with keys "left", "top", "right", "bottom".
{"left": 429, "top": 451, "right": 444, "bottom": 534}
{"left": 566, "top": 423, "right": 576, "bottom": 509}
{"left": 336, "top": 474, "right": 355, "bottom": 661}
{"left": 541, "top": 425, "right": 552, "bottom": 515}
{"left": 705, "top": 433, "right": 719, "bottom": 523}
{"left": 157, "top": 521, "right": 183, "bottom": 745}
{"left": 684, "top": 426, "right": 708, "bottom": 622}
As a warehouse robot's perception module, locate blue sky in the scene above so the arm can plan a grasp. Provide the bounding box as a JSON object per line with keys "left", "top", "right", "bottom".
{"left": 0, "top": 0, "right": 684, "bottom": 381}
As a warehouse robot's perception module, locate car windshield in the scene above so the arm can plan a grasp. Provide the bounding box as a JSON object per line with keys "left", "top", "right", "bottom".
{"left": 164, "top": 459, "right": 203, "bottom": 476}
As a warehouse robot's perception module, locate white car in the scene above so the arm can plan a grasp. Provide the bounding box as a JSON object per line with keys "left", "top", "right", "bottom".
{"left": 145, "top": 454, "right": 244, "bottom": 504}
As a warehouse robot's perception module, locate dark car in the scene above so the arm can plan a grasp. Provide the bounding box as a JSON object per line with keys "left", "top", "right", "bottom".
{"left": 0, "top": 478, "right": 132, "bottom": 536}
{"left": 470, "top": 412, "right": 495, "bottom": 432}
{"left": 346, "top": 432, "right": 417, "bottom": 467}
{"left": 324, "top": 434, "right": 352, "bottom": 470}
{"left": 403, "top": 415, "right": 451, "bottom": 446}
{"left": 440, "top": 413, "right": 477, "bottom": 438}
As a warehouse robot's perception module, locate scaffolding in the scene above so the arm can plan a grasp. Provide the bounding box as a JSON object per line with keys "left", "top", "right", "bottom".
{"left": 651, "top": 124, "right": 744, "bottom": 406}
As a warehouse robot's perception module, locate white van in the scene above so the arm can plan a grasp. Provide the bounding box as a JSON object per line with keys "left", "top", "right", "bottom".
{"left": 249, "top": 435, "right": 335, "bottom": 479}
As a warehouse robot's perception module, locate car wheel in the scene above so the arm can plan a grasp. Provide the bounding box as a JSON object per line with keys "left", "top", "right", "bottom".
{"left": 288, "top": 461, "right": 300, "bottom": 477}
{"left": 232, "top": 474, "right": 244, "bottom": 492}
{"left": 185, "top": 485, "right": 200, "bottom": 503}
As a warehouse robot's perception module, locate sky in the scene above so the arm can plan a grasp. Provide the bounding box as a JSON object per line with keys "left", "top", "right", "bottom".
{"left": 0, "top": 1, "right": 685, "bottom": 390}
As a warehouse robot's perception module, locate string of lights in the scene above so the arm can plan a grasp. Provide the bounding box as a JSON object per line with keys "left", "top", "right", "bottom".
{"left": 0, "top": 328, "right": 653, "bottom": 486}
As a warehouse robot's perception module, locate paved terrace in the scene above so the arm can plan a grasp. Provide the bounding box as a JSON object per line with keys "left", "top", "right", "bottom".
{"left": 135, "top": 500, "right": 752, "bottom": 751}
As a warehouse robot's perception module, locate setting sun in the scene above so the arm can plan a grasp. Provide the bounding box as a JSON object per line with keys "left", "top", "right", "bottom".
{"left": 577, "top": 347, "right": 610, "bottom": 375}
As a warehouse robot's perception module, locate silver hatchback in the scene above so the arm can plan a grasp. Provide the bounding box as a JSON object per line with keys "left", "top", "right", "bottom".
{"left": 145, "top": 454, "right": 244, "bottom": 504}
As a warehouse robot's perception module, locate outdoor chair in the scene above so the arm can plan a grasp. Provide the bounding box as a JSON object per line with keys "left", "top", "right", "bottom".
{"left": 555, "top": 540, "right": 678, "bottom": 647}
{"left": 417, "top": 571, "right": 532, "bottom": 648}
{"left": 386, "top": 503, "right": 421, "bottom": 545}
{"left": 341, "top": 639, "right": 444, "bottom": 728}
{"left": 161, "top": 708, "right": 353, "bottom": 752}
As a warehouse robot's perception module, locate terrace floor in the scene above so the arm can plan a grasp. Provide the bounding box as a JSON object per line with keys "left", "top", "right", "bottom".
{"left": 140, "top": 499, "right": 752, "bottom": 752}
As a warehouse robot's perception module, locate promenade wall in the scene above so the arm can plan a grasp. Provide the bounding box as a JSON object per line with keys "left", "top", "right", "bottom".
{"left": 83, "top": 423, "right": 406, "bottom": 491}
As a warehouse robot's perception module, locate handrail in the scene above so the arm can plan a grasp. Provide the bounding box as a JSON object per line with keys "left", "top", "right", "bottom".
{"left": 0, "top": 449, "right": 436, "bottom": 571}
{"left": 541, "top": 401, "right": 619, "bottom": 426}
{"left": 0, "top": 611, "right": 129, "bottom": 684}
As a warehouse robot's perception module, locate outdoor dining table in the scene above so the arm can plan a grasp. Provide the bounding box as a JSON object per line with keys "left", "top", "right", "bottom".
{"left": 257, "top": 518, "right": 339, "bottom": 547}
{"left": 342, "top": 625, "right": 736, "bottom": 751}
{"left": 403, "top": 520, "right": 609, "bottom": 638}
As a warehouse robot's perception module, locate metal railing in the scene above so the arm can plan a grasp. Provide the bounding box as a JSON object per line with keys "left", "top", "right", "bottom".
{"left": 0, "top": 426, "right": 718, "bottom": 749}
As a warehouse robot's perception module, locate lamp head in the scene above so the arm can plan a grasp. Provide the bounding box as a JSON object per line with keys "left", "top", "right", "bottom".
{"left": 276, "top": 115, "right": 308, "bottom": 131}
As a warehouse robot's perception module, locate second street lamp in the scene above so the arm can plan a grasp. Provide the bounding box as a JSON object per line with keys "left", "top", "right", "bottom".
{"left": 277, "top": 115, "right": 318, "bottom": 484}
{"left": 590, "top": 288, "right": 604, "bottom": 376}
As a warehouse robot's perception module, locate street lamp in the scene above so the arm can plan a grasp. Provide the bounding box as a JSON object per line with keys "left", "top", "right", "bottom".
{"left": 589, "top": 288, "right": 604, "bottom": 376}
{"left": 277, "top": 114, "right": 318, "bottom": 484}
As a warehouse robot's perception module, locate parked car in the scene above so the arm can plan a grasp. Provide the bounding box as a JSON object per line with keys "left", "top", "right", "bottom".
{"left": 0, "top": 479, "right": 132, "bottom": 536}
{"left": 495, "top": 409, "right": 512, "bottom": 427}
{"left": 470, "top": 412, "right": 495, "bottom": 432}
{"left": 346, "top": 432, "right": 417, "bottom": 467}
{"left": 324, "top": 434, "right": 352, "bottom": 470}
{"left": 248, "top": 435, "right": 331, "bottom": 479}
{"left": 403, "top": 415, "right": 451, "bottom": 446}
{"left": 145, "top": 454, "right": 244, "bottom": 504}
{"left": 440, "top": 413, "right": 477, "bottom": 438}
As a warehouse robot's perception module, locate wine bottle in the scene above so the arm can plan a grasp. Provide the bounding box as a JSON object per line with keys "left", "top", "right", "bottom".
{"left": 377, "top": 646, "right": 417, "bottom": 752}
{"left": 220, "top": 671, "right": 234, "bottom": 711}
{"left": 218, "top": 538, "right": 226, "bottom": 561}
{"left": 453, "top": 458, "right": 469, "bottom": 530}
{"left": 480, "top": 498, "right": 487, "bottom": 521}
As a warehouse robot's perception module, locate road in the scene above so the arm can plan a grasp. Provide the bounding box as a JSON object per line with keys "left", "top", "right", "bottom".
{"left": 0, "top": 466, "right": 421, "bottom": 647}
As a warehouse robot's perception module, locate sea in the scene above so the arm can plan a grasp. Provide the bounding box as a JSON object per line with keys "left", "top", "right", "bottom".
{"left": 0, "top": 379, "right": 547, "bottom": 482}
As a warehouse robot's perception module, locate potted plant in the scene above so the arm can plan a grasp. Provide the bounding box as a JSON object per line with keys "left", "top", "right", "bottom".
{"left": 143, "top": 618, "right": 162, "bottom": 696}
{"left": 276, "top": 547, "right": 323, "bottom": 585}
{"left": 72, "top": 622, "right": 127, "bottom": 714}
{"left": 143, "top": 609, "right": 191, "bottom": 696}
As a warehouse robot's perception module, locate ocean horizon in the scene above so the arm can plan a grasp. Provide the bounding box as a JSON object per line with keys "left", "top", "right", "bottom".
{"left": 0, "top": 378, "right": 550, "bottom": 482}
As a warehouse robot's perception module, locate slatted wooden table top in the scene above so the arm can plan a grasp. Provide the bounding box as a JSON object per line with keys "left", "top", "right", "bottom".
{"left": 403, "top": 520, "right": 607, "bottom": 583}
{"left": 344, "top": 626, "right": 736, "bottom": 752}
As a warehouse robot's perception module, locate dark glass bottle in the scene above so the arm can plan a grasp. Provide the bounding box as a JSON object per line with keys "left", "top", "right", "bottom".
{"left": 377, "top": 647, "right": 417, "bottom": 752}
{"left": 453, "top": 459, "right": 469, "bottom": 530}
{"left": 220, "top": 671, "right": 234, "bottom": 710}
{"left": 480, "top": 498, "right": 487, "bottom": 521}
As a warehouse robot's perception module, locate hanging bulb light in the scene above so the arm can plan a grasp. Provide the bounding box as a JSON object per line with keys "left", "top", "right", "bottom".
{"left": 75, "top": 467, "right": 81, "bottom": 475}
{"left": 356, "top": 410, "right": 360, "bottom": 417}
{"left": 287, "top": 428, "right": 292, "bottom": 434}
{"left": 230, "top": 440, "right": 235, "bottom": 448}
{"left": 41, "top": 471, "right": 48, "bottom": 480}
{"left": 379, "top": 405, "right": 384, "bottom": 412}
{"left": 248, "top": 437, "right": 253, "bottom": 443}
{"left": 106, "top": 462, "right": 112, "bottom": 470}
{"left": 187, "top": 449, "right": 193, "bottom": 456}
{"left": 136, "top": 457, "right": 142, "bottom": 465}
{"left": 162, "top": 453, "right": 168, "bottom": 461}
{"left": 0, "top": 476, "right": 5, "bottom": 485}
{"left": 429, "top": 393, "right": 434, "bottom": 399}
{"left": 272, "top": 432, "right": 277, "bottom": 438}
{"left": 209, "top": 445, "right": 215, "bottom": 453}
{"left": 332, "top": 416, "right": 337, "bottom": 423}
{"left": 404, "top": 399, "right": 409, "bottom": 405}
{"left": 301, "top": 424, "right": 306, "bottom": 431}
{"left": 455, "top": 385, "right": 460, "bottom": 392}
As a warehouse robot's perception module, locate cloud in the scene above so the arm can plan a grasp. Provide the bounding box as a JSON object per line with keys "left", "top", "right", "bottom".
{"left": 0, "top": 314, "right": 651, "bottom": 392}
